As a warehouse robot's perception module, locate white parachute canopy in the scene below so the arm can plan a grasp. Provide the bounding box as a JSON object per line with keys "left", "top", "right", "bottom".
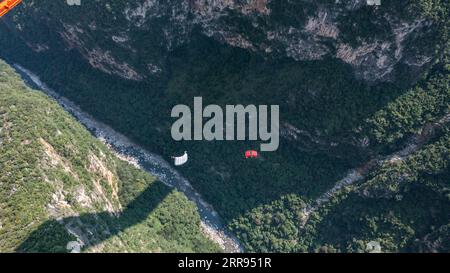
{"left": 173, "top": 151, "right": 188, "bottom": 166}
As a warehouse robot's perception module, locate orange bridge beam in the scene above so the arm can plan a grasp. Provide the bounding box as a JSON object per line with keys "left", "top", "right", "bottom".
{"left": 0, "top": 0, "right": 22, "bottom": 18}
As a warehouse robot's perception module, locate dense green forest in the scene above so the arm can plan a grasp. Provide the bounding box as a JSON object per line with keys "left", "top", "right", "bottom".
{"left": 0, "top": 60, "right": 220, "bottom": 252}
{"left": 230, "top": 0, "right": 450, "bottom": 252}
{"left": 0, "top": 0, "right": 448, "bottom": 252}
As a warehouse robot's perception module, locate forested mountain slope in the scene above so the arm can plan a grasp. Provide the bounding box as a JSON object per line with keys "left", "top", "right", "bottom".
{"left": 0, "top": 0, "right": 448, "bottom": 252}
{"left": 0, "top": 60, "right": 219, "bottom": 253}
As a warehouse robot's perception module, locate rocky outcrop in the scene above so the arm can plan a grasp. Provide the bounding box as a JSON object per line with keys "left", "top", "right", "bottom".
{"left": 5, "top": 0, "right": 435, "bottom": 83}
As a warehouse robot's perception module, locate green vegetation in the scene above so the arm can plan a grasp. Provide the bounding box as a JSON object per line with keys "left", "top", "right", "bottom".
{"left": 0, "top": 0, "right": 448, "bottom": 253}
{"left": 0, "top": 60, "right": 219, "bottom": 253}
{"left": 229, "top": 0, "right": 450, "bottom": 252}
{"left": 306, "top": 127, "right": 450, "bottom": 253}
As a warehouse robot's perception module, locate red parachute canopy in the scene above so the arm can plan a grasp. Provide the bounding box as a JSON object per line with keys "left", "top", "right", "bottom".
{"left": 245, "top": 150, "right": 258, "bottom": 159}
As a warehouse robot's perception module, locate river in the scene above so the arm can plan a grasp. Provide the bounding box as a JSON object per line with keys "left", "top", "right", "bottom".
{"left": 14, "top": 64, "right": 243, "bottom": 253}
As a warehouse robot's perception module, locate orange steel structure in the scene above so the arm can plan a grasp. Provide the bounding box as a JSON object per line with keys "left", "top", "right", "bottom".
{"left": 0, "top": 0, "right": 22, "bottom": 18}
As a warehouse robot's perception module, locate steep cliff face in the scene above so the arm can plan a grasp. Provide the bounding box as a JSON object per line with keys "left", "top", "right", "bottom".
{"left": 3, "top": 0, "right": 436, "bottom": 83}
{"left": 0, "top": 0, "right": 448, "bottom": 253}
{"left": 0, "top": 60, "right": 219, "bottom": 253}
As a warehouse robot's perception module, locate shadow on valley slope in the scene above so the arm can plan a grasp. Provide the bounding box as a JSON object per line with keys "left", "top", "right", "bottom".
{"left": 0, "top": 23, "right": 429, "bottom": 227}
{"left": 16, "top": 181, "right": 175, "bottom": 253}
{"left": 0, "top": 31, "right": 411, "bottom": 223}
{"left": 1, "top": 0, "right": 449, "bottom": 254}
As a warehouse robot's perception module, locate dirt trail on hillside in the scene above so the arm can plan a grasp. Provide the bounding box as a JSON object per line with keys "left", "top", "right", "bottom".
{"left": 301, "top": 111, "right": 450, "bottom": 225}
